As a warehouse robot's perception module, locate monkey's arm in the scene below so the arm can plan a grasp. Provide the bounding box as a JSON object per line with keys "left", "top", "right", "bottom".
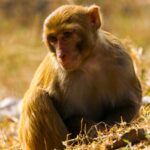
{"left": 19, "top": 88, "right": 68, "bottom": 150}
{"left": 107, "top": 75, "right": 142, "bottom": 124}
{"left": 19, "top": 54, "right": 68, "bottom": 149}
{"left": 87, "top": 102, "right": 141, "bottom": 139}
{"left": 88, "top": 76, "right": 142, "bottom": 138}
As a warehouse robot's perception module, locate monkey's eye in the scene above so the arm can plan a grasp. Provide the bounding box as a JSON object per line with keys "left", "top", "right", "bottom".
{"left": 48, "top": 35, "right": 57, "bottom": 43}
{"left": 63, "top": 31, "right": 73, "bottom": 38}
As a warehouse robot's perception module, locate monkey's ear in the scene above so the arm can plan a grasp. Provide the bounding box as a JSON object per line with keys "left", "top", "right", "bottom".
{"left": 88, "top": 5, "right": 101, "bottom": 29}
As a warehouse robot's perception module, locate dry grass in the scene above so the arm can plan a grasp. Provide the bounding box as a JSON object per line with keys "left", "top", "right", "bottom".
{"left": 64, "top": 105, "right": 150, "bottom": 150}
{"left": 0, "top": 105, "right": 149, "bottom": 150}
{"left": 0, "top": 18, "right": 46, "bottom": 98}
{"left": 0, "top": 0, "right": 150, "bottom": 149}
{"left": 0, "top": 118, "right": 20, "bottom": 150}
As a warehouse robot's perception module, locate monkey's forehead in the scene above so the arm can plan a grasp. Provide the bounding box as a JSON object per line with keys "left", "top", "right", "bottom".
{"left": 44, "top": 5, "right": 88, "bottom": 29}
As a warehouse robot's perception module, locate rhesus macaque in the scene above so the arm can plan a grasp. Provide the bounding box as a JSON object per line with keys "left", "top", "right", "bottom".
{"left": 19, "top": 4, "right": 142, "bottom": 150}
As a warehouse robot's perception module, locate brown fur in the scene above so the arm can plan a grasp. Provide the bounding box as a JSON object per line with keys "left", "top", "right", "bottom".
{"left": 19, "top": 5, "right": 142, "bottom": 150}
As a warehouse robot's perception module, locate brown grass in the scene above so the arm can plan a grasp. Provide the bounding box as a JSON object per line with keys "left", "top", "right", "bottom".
{"left": 0, "top": 104, "right": 149, "bottom": 150}
{"left": 0, "top": 0, "right": 150, "bottom": 149}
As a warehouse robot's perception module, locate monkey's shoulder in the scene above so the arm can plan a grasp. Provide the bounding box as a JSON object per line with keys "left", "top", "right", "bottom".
{"left": 29, "top": 54, "right": 58, "bottom": 89}
{"left": 98, "top": 31, "right": 134, "bottom": 71}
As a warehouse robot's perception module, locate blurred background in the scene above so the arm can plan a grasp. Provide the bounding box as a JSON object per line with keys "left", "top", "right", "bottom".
{"left": 0, "top": 0, "right": 150, "bottom": 99}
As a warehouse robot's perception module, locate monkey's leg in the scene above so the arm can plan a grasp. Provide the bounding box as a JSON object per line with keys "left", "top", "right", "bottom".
{"left": 65, "top": 117, "right": 96, "bottom": 138}
{"left": 19, "top": 88, "right": 68, "bottom": 150}
{"left": 88, "top": 103, "right": 140, "bottom": 138}
{"left": 103, "top": 103, "right": 140, "bottom": 125}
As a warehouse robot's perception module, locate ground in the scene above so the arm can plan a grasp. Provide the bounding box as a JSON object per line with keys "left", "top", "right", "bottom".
{"left": 0, "top": 0, "right": 150, "bottom": 149}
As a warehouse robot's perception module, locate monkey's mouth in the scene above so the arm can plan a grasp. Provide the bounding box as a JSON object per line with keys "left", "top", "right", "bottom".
{"left": 56, "top": 52, "right": 81, "bottom": 71}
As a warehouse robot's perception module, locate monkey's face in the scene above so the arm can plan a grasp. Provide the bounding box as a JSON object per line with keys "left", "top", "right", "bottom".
{"left": 43, "top": 5, "right": 101, "bottom": 71}
{"left": 46, "top": 27, "right": 83, "bottom": 71}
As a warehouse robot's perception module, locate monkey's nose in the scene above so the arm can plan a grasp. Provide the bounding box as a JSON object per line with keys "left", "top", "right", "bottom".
{"left": 58, "top": 53, "right": 66, "bottom": 62}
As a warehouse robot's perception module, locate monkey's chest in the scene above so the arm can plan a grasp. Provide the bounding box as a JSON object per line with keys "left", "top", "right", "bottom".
{"left": 59, "top": 74, "right": 104, "bottom": 121}
{"left": 57, "top": 68, "right": 123, "bottom": 121}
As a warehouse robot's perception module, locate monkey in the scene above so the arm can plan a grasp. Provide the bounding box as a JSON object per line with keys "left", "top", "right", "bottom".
{"left": 19, "top": 4, "right": 142, "bottom": 150}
